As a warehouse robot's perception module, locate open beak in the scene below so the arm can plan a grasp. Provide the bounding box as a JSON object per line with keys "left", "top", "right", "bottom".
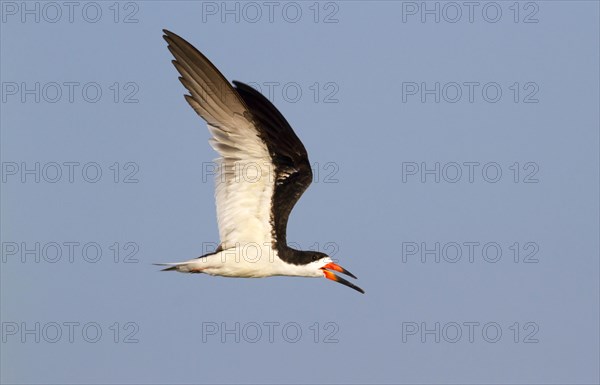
{"left": 321, "top": 263, "right": 364, "bottom": 294}
{"left": 322, "top": 262, "right": 357, "bottom": 279}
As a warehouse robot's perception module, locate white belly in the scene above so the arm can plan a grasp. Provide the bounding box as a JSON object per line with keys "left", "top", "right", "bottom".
{"left": 179, "top": 243, "right": 326, "bottom": 278}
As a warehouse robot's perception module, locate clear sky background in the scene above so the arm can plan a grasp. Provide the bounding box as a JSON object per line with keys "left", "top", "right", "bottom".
{"left": 1, "top": 1, "right": 599, "bottom": 384}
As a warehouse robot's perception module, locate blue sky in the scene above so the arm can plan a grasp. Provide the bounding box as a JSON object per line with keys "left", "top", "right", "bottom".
{"left": 1, "top": 1, "right": 599, "bottom": 384}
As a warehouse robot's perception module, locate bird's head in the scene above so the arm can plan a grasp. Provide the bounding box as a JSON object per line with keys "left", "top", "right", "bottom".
{"left": 309, "top": 252, "right": 364, "bottom": 294}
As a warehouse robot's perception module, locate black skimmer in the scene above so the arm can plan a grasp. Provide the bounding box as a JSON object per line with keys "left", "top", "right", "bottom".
{"left": 156, "top": 30, "right": 364, "bottom": 294}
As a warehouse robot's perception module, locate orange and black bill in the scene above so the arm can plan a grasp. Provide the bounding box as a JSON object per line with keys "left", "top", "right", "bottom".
{"left": 322, "top": 267, "right": 365, "bottom": 294}
{"left": 322, "top": 262, "right": 358, "bottom": 279}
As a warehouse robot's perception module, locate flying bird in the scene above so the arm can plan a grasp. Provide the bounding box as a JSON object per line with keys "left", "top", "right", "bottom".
{"left": 157, "top": 30, "right": 363, "bottom": 294}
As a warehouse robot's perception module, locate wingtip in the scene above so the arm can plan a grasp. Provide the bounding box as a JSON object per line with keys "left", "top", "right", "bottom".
{"left": 163, "top": 29, "right": 189, "bottom": 45}
{"left": 162, "top": 29, "right": 179, "bottom": 45}
{"left": 231, "top": 80, "right": 251, "bottom": 90}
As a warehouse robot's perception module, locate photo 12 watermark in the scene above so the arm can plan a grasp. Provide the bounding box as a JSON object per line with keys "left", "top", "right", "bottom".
{"left": 2, "top": 241, "right": 140, "bottom": 264}
{"left": 1, "top": 82, "right": 140, "bottom": 104}
{"left": 401, "top": 82, "right": 539, "bottom": 104}
{"left": 200, "top": 160, "right": 339, "bottom": 184}
{"left": 246, "top": 81, "right": 339, "bottom": 104}
{"left": 1, "top": 2, "right": 140, "bottom": 24}
{"left": 400, "top": 2, "right": 540, "bottom": 24}
{"left": 401, "top": 162, "right": 540, "bottom": 184}
{"left": 187, "top": 241, "right": 341, "bottom": 266}
{"left": 199, "top": 1, "right": 340, "bottom": 24}
{"left": 1, "top": 162, "right": 140, "bottom": 184}
{"left": 201, "top": 321, "right": 340, "bottom": 343}
{"left": 401, "top": 321, "right": 540, "bottom": 343}
{"left": 401, "top": 241, "right": 540, "bottom": 264}
{"left": 2, "top": 321, "right": 140, "bottom": 344}
{"left": 200, "top": 241, "right": 340, "bottom": 261}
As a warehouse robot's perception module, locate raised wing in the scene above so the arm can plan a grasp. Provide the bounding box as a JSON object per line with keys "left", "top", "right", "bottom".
{"left": 163, "top": 30, "right": 312, "bottom": 253}
{"left": 164, "top": 30, "right": 272, "bottom": 249}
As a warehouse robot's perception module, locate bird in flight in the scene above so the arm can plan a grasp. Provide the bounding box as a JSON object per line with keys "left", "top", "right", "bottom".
{"left": 157, "top": 30, "right": 363, "bottom": 294}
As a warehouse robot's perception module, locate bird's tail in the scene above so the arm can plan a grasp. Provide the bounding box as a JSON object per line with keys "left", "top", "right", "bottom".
{"left": 155, "top": 250, "right": 221, "bottom": 273}
{"left": 154, "top": 260, "right": 204, "bottom": 273}
{"left": 155, "top": 264, "right": 179, "bottom": 272}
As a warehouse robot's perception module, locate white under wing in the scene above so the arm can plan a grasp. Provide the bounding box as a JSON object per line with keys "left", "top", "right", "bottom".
{"left": 207, "top": 123, "right": 274, "bottom": 250}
